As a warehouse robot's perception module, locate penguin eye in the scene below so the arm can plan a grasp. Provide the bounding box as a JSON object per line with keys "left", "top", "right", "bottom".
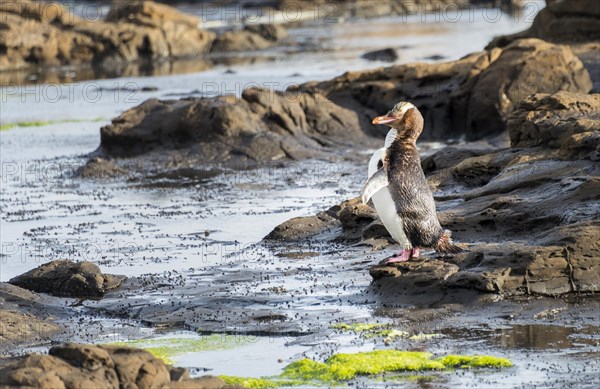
{"left": 377, "top": 160, "right": 383, "bottom": 170}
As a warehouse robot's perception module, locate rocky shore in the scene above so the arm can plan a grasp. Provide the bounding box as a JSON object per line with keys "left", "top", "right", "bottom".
{"left": 1, "top": 0, "right": 599, "bottom": 386}
{"left": 0, "top": 0, "right": 528, "bottom": 75}
{"left": 0, "top": 0, "right": 288, "bottom": 73}
{"left": 0, "top": 342, "right": 235, "bottom": 388}
{"left": 268, "top": 90, "right": 599, "bottom": 296}
{"left": 77, "top": 1, "right": 599, "bottom": 297}
{"left": 82, "top": 35, "right": 592, "bottom": 179}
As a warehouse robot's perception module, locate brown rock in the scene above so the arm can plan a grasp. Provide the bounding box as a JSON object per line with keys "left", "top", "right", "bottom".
{"left": 97, "top": 88, "right": 369, "bottom": 162}
{"left": 0, "top": 343, "right": 233, "bottom": 389}
{"left": 8, "top": 260, "right": 126, "bottom": 298}
{"left": 508, "top": 91, "right": 600, "bottom": 148}
{"left": 488, "top": 0, "right": 600, "bottom": 48}
{"left": 210, "top": 30, "right": 271, "bottom": 52}
{"left": 370, "top": 260, "right": 460, "bottom": 293}
{"left": 0, "top": 309, "right": 61, "bottom": 346}
{"left": 0, "top": 0, "right": 215, "bottom": 71}
{"left": 244, "top": 23, "right": 288, "bottom": 42}
{"left": 302, "top": 39, "right": 591, "bottom": 141}
{"left": 283, "top": 91, "right": 600, "bottom": 297}
{"left": 77, "top": 157, "right": 129, "bottom": 179}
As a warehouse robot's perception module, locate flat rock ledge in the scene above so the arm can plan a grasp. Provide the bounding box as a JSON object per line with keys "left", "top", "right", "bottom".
{"left": 0, "top": 343, "right": 240, "bottom": 389}
{"left": 8, "top": 260, "right": 126, "bottom": 299}
{"left": 267, "top": 91, "right": 600, "bottom": 297}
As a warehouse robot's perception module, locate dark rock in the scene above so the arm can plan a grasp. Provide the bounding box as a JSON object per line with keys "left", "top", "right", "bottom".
{"left": 303, "top": 38, "right": 591, "bottom": 141}
{"left": 88, "top": 39, "right": 591, "bottom": 178}
{"left": 9, "top": 260, "right": 126, "bottom": 298}
{"left": 508, "top": 91, "right": 600, "bottom": 149}
{"left": 97, "top": 87, "right": 371, "bottom": 161}
{"left": 361, "top": 48, "right": 398, "bottom": 62}
{"left": 466, "top": 39, "right": 592, "bottom": 138}
{"left": 244, "top": 23, "right": 288, "bottom": 42}
{"left": 210, "top": 30, "right": 272, "bottom": 52}
{"left": 424, "top": 54, "right": 446, "bottom": 61}
{"left": 0, "top": 343, "right": 233, "bottom": 389}
{"left": 264, "top": 209, "right": 338, "bottom": 241}
{"left": 487, "top": 0, "right": 600, "bottom": 48}
{"left": 272, "top": 91, "right": 600, "bottom": 297}
{"left": 77, "top": 157, "right": 128, "bottom": 179}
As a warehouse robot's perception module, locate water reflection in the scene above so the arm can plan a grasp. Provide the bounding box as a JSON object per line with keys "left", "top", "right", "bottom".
{"left": 443, "top": 324, "right": 599, "bottom": 350}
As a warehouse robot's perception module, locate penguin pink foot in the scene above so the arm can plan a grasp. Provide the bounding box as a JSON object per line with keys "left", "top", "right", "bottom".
{"left": 384, "top": 249, "right": 412, "bottom": 264}
{"left": 384, "top": 247, "right": 421, "bottom": 264}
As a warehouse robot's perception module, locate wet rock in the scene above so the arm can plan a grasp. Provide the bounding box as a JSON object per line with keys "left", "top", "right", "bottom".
{"left": 77, "top": 157, "right": 128, "bottom": 178}
{"left": 0, "top": 343, "right": 234, "bottom": 389}
{"left": 244, "top": 23, "right": 288, "bottom": 42}
{"left": 467, "top": 39, "right": 592, "bottom": 138}
{"left": 0, "top": 309, "right": 61, "bottom": 346}
{"left": 8, "top": 260, "right": 127, "bottom": 298}
{"left": 266, "top": 0, "right": 520, "bottom": 19}
{"left": 0, "top": 0, "right": 216, "bottom": 71}
{"left": 85, "top": 38, "right": 591, "bottom": 175}
{"left": 508, "top": 91, "right": 600, "bottom": 149}
{"left": 264, "top": 209, "right": 338, "bottom": 241}
{"left": 275, "top": 91, "right": 600, "bottom": 296}
{"left": 210, "top": 30, "right": 272, "bottom": 52}
{"left": 361, "top": 48, "right": 398, "bottom": 62}
{"left": 488, "top": 0, "right": 600, "bottom": 48}
{"left": 264, "top": 197, "right": 380, "bottom": 242}
{"left": 370, "top": 260, "right": 460, "bottom": 293}
{"left": 303, "top": 38, "right": 591, "bottom": 141}
{"left": 96, "top": 87, "right": 372, "bottom": 162}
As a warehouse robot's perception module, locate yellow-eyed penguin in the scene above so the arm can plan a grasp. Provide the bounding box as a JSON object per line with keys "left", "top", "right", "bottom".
{"left": 361, "top": 101, "right": 462, "bottom": 263}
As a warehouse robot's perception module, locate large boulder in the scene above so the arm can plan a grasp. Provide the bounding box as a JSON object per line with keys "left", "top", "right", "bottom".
{"left": 97, "top": 87, "right": 371, "bottom": 161}
{"left": 9, "top": 260, "right": 126, "bottom": 298}
{"left": 304, "top": 38, "right": 592, "bottom": 141}
{"left": 0, "top": 343, "right": 234, "bottom": 389}
{"left": 488, "top": 0, "right": 600, "bottom": 48}
{"left": 466, "top": 39, "right": 592, "bottom": 138}
{"left": 508, "top": 91, "right": 600, "bottom": 150}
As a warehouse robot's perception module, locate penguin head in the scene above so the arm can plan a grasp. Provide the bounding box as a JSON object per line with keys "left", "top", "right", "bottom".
{"left": 372, "top": 101, "right": 424, "bottom": 141}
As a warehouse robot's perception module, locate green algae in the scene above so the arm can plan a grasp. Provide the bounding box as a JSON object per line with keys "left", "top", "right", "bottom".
{"left": 0, "top": 117, "right": 106, "bottom": 131}
{"left": 436, "top": 354, "right": 513, "bottom": 369}
{"left": 107, "top": 334, "right": 255, "bottom": 364}
{"left": 331, "top": 323, "right": 388, "bottom": 333}
{"left": 220, "top": 350, "right": 513, "bottom": 388}
{"left": 281, "top": 351, "right": 445, "bottom": 382}
{"left": 332, "top": 322, "right": 440, "bottom": 343}
{"left": 220, "top": 376, "right": 301, "bottom": 389}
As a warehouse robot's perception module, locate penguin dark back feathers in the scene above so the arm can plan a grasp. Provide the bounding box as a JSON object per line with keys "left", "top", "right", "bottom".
{"left": 364, "top": 101, "right": 462, "bottom": 264}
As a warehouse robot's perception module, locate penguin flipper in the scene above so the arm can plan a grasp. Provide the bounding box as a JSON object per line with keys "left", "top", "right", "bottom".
{"left": 361, "top": 168, "right": 388, "bottom": 204}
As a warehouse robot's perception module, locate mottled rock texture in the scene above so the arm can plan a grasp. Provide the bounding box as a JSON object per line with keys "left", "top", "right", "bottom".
{"left": 9, "top": 260, "right": 126, "bottom": 298}
{"left": 0, "top": 343, "right": 237, "bottom": 389}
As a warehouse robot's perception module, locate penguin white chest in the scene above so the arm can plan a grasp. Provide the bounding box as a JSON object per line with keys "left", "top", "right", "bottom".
{"left": 371, "top": 188, "right": 412, "bottom": 249}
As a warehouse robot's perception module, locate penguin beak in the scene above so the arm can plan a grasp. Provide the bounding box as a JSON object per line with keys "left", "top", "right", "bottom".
{"left": 372, "top": 115, "right": 397, "bottom": 125}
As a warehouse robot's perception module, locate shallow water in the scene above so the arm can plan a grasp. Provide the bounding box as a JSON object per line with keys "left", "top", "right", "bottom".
{"left": 3, "top": 3, "right": 599, "bottom": 388}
